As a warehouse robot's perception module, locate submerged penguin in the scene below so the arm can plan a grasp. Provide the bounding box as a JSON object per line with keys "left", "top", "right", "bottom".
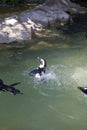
{"left": 29, "top": 57, "right": 47, "bottom": 78}
{"left": 0, "top": 79, "right": 23, "bottom": 95}
{"left": 78, "top": 86, "right": 87, "bottom": 95}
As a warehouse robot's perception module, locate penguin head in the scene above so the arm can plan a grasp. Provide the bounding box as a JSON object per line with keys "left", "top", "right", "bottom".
{"left": 37, "top": 57, "right": 46, "bottom": 69}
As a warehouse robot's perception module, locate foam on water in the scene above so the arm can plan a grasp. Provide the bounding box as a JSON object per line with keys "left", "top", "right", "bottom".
{"left": 23, "top": 65, "right": 62, "bottom": 87}
{"left": 33, "top": 65, "right": 59, "bottom": 84}
{"left": 34, "top": 71, "right": 57, "bottom": 84}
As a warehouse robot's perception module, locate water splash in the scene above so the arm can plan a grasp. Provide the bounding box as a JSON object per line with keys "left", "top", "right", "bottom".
{"left": 34, "top": 70, "right": 57, "bottom": 84}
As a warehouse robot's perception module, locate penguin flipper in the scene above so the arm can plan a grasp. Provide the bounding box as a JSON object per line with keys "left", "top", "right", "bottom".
{"left": 10, "top": 82, "right": 21, "bottom": 87}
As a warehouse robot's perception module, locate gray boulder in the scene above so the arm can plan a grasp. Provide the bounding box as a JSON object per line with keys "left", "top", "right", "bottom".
{"left": 0, "top": 1, "right": 87, "bottom": 43}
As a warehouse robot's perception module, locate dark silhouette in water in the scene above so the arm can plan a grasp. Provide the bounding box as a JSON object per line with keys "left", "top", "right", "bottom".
{"left": 85, "top": 33, "right": 87, "bottom": 38}
{"left": 78, "top": 86, "right": 87, "bottom": 95}
{"left": 0, "top": 79, "right": 23, "bottom": 95}
{"left": 29, "top": 57, "right": 47, "bottom": 78}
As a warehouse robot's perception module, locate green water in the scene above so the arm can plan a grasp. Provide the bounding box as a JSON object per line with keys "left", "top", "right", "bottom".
{"left": 0, "top": 20, "right": 87, "bottom": 130}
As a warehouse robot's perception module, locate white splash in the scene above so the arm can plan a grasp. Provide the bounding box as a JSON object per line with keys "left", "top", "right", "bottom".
{"left": 34, "top": 70, "right": 57, "bottom": 84}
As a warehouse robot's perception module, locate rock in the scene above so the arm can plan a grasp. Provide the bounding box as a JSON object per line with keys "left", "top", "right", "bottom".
{"left": 4, "top": 16, "right": 18, "bottom": 26}
{"left": 0, "top": 16, "right": 37, "bottom": 43}
{"left": 0, "top": 32, "right": 9, "bottom": 43}
{"left": 0, "top": 1, "right": 87, "bottom": 43}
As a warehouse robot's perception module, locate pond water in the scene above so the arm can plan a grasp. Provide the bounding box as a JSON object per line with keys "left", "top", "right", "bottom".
{"left": 0, "top": 15, "right": 87, "bottom": 130}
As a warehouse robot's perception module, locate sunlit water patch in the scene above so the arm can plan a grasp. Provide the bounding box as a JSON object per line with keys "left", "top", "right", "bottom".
{"left": 72, "top": 67, "right": 87, "bottom": 86}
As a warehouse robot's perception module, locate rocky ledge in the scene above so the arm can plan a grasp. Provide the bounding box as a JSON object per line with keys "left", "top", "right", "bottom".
{"left": 0, "top": 1, "right": 87, "bottom": 43}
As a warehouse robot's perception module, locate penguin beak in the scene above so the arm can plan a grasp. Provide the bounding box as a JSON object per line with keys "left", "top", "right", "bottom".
{"left": 78, "top": 87, "right": 83, "bottom": 92}
{"left": 78, "top": 86, "right": 87, "bottom": 95}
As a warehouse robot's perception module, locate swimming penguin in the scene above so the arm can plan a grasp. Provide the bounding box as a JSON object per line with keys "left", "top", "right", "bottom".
{"left": 0, "top": 79, "right": 23, "bottom": 95}
{"left": 29, "top": 57, "right": 47, "bottom": 78}
{"left": 78, "top": 86, "right": 87, "bottom": 95}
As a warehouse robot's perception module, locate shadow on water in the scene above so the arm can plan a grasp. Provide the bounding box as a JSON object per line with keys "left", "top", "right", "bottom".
{"left": 61, "top": 14, "right": 87, "bottom": 37}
